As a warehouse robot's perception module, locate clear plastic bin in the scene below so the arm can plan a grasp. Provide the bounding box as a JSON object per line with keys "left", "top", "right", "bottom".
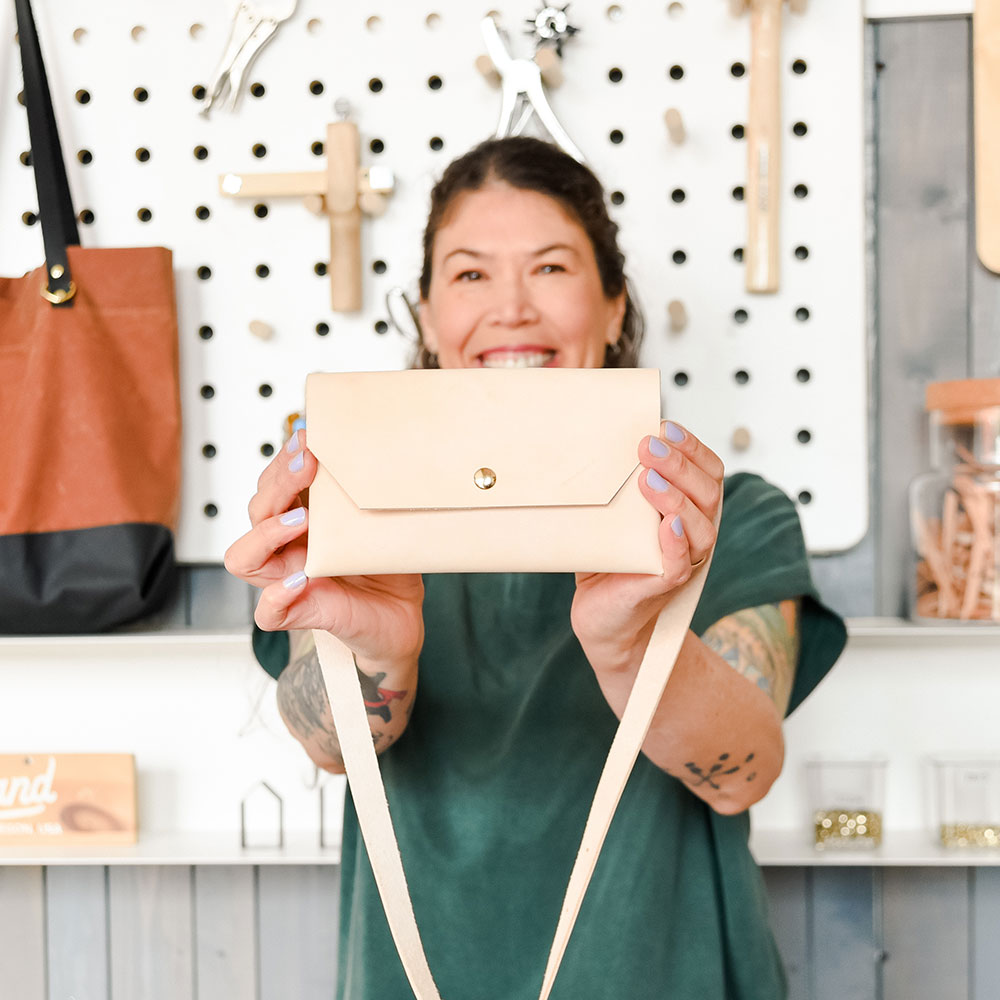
{"left": 930, "top": 756, "right": 1000, "bottom": 848}
{"left": 806, "top": 757, "right": 886, "bottom": 849}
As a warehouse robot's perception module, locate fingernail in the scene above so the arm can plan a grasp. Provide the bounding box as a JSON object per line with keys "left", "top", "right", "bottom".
{"left": 671, "top": 515, "right": 685, "bottom": 538}
{"left": 283, "top": 570, "right": 307, "bottom": 590}
{"left": 286, "top": 431, "right": 302, "bottom": 454}
{"left": 289, "top": 450, "right": 304, "bottom": 473}
{"left": 664, "top": 421, "right": 685, "bottom": 443}
{"left": 292, "top": 417, "right": 307, "bottom": 433}
{"left": 649, "top": 437, "right": 670, "bottom": 459}
{"left": 646, "top": 468, "right": 670, "bottom": 492}
{"left": 280, "top": 507, "right": 305, "bottom": 527}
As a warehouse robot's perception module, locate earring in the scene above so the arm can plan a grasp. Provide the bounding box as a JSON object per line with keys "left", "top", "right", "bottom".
{"left": 607, "top": 340, "right": 622, "bottom": 357}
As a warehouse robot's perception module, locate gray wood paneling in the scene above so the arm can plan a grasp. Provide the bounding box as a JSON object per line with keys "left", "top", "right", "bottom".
{"left": 874, "top": 18, "right": 972, "bottom": 616}
{"left": 0, "top": 867, "right": 46, "bottom": 1000}
{"left": 187, "top": 565, "right": 256, "bottom": 630}
{"left": 970, "top": 257, "right": 1000, "bottom": 377}
{"left": 258, "top": 865, "right": 340, "bottom": 1000}
{"left": 45, "top": 866, "right": 108, "bottom": 1000}
{"left": 108, "top": 866, "right": 195, "bottom": 1000}
{"left": 882, "top": 867, "right": 969, "bottom": 1000}
{"left": 971, "top": 866, "right": 1000, "bottom": 1000}
{"left": 762, "top": 867, "right": 810, "bottom": 1000}
{"left": 193, "top": 865, "right": 258, "bottom": 1000}
{"left": 810, "top": 867, "right": 880, "bottom": 1000}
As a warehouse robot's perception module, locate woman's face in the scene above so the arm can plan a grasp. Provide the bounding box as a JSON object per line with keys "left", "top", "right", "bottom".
{"left": 419, "top": 183, "right": 626, "bottom": 370}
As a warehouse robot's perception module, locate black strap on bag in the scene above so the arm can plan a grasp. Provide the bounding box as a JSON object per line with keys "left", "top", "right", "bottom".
{"left": 15, "top": 0, "right": 80, "bottom": 306}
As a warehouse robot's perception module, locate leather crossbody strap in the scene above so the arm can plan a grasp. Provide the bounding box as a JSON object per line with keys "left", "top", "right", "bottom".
{"left": 14, "top": 0, "right": 80, "bottom": 305}
{"left": 313, "top": 541, "right": 716, "bottom": 1000}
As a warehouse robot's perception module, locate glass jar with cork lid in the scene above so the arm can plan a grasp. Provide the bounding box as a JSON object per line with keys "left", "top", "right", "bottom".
{"left": 909, "top": 378, "right": 1000, "bottom": 622}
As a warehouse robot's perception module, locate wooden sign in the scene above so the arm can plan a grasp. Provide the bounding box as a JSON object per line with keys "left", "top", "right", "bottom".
{"left": 0, "top": 754, "right": 137, "bottom": 846}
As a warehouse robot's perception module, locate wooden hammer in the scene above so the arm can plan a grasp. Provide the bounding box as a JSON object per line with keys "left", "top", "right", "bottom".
{"left": 731, "top": 0, "right": 806, "bottom": 294}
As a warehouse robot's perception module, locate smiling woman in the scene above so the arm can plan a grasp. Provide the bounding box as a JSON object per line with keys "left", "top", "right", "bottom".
{"left": 413, "top": 136, "right": 643, "bottom": 370}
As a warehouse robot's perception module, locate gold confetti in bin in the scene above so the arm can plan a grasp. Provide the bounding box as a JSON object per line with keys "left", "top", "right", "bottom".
{"left": 931, "top": 757, "right": 1000, "bottom": 849}
{"left": 805, "top": 758, "right": 887, "bottom": 850}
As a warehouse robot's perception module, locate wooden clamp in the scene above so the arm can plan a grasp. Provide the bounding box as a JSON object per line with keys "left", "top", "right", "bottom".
{"left": 219, "top": 120, "right": 393, "bottom": 312}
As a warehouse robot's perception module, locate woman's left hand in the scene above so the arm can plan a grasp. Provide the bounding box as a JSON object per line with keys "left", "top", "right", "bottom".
{"left": 571, "top": 420, "right": 724, "bottom": 660}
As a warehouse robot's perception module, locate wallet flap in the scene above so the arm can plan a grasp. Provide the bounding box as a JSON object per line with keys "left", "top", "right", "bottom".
{"left": 305, "top": 369, "right": 662, "bottom": 511}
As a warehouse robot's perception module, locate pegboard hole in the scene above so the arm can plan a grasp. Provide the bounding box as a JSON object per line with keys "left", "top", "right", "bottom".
{"left": 792, "top": 121, "right": 808, "bottom": 137}
{"left": 16, "top": 91, "right": 25, "bottom": 107}
{"left": 731, "top": 124, "right": 744, "bottom": 139}
{"left": 256, "top": 264, "right": 270, "bottom": 278}
{"left": 130, "top": 26, "right": 146, "bottom": 42}
{"left": 426, "top": 12, "right": 442, "bottom": 28}
{"left": 192, "top": 84, "right": 206, "bottom": 100}
{"left": 366, "top": 15, "right": 382, "bottom": 31}
{"left": 792, "top": 59, "right": 807, "bottom": 74}
{"left": 672, "top": 249, "right": 687, "bottom": 264}
{"left": 137, "top": 208, "right": 152, "bottom": 222}
{"left": 195, "top": 205, "right": 211, "bottom": 220}
{"left": 667, "top": 3, "right": 685, "bottom": 18}
{"left": 194, "top": 145, "right": 209, "bottom": 160}
{"left": 133, "top": 87, "right": 149, "bottom": 103}
{"left": 797, "top": 429, "right": 812, "bottom": 444}
{"left": 198, "top": 325, "right": 214, "bottom": 340}
{"left": 606, "top": 5, "right": 624, "bottom": 21}
{"left": 795, "top": 306, "right": 811, "bottom": 321}
{"left": 72, "top": 28, "right": 87, "bottom": 43}
{"left": 309, "top": 80, "right": 324, "bottom": 95}
{"left": 797, "top": 490, "right": 813, "bottom": 506}
{"left": 315, "top": 262, "right": 328, "bottom": 276}
{"left": 261, "top": 443, "right": 275, "bottom": 457}
{"left": 370, "top": 138, "right": 385, "bottom": 154}
{"left": 734, "top": 369, "right": 750, "bottom": 385}
{"left": 311, "top": 141, "right": 325, "bottom": 156}
{"left": 258, "top": 384, "right": 273, "bottom": 398}
{"left": 670, "top": 188, "right": 685, "bottom": 203}
{"left": 200, "top": 384, "right": 215, "bottom": 399}
{"left": 374, "top": 320, "right": 389, "bottom": 335}
{"left": 428, "top": 75, "right": 443, "bottom": 90}
{"left": 609, "top": 129, "right": 624, "bottom": 144}
{"left": 307, "top": 18, "right": 322, "bottom": 33}
{"left": 316, "top": 322, "right": 330, "bottom": 336}
{"left": 203, "top": 503, "right": 219, "bottom": 518}
{"left": 668, "top": 65, "right": 684, "bottom": 80}
{"left": 731, "top": 62, "right": 746, "bottom": 78}
{"left": 372, "top": 260, "right": 387, "bottom": 275}
{"left": 369, "top": 78, "right": 384, "bottom": 93}
{"left": 75, "top": 89, "right": 91, "bottom": 105}
{"left": 673, "top": 371, "right": 689, "bottom": 387}
{"left": 20, "top": 151, "right": 32, "bottom": 166}
{"left": 77, "top": 149, "right": 93, "bottom": 164}
{"left": 21, "top": 211, "right": 37, "bottom": 226}
{"left": 733, "top": 247, "right": 744, "bottom": 262}
{"left": 252, "top": 143, "right": 268, "bottom": 158}
{"left": 610, "top": 190, "right": 625, "bottom": 205}
{"left": 796, "top": 368, "right": 812, "bottom": 383}
{"left": 250, "top": 82, "right": 266, "bottom": 98}
{"left": 793, "top": 183, "right": 809, "bottom": 198}
{"left": 794, "top": 245, "right": 810, "bottom": 260}
{"left": 136, "top": 147, "right": 151, "bottom": 162}
{"left": 732, "top": 186, "right": 744, "bottom": 201}
{"left": 734, "top": 308, "right": 749, "bottom": 324}
{"left": 197, "top": 266, "right": 212, "bottom": 281}
{"left": 254, "top": 203, "right": 269, "bottom": 218}
{"left": 78, "top": 209, "right": 95, "bottom": 225}
{"left": 202, "top": 444, "right": 217, "bottom": 458}
{"left": 608, "top": 67, "right": 623, "bottom": 83}
{"left": 429, "top": 137, "right": 444, "bottom": 151}
{"left": 190, "top": 23, "right": 205, "bottom": 39}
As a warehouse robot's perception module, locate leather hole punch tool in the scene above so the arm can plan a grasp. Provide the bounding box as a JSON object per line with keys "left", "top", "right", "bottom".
{"left": 201, "top": 0, "right": 297, "bottom": 116}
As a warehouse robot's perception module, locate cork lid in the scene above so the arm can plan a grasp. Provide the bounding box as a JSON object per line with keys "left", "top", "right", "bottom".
{"left": 926, "top": 378, "right": 1000, "bottom": 412}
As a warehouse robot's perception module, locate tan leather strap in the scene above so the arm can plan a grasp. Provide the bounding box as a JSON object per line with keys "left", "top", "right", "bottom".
{"left": 313, "top": 549, "right": 715, "bottom": 1000}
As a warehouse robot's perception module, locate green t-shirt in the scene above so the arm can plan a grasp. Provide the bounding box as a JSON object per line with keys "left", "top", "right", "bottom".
{"left": 256, "top": 473, "right": 846, "bottom": 999}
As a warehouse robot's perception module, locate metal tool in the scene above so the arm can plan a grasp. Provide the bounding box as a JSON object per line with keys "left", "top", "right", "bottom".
{"left": 480, "top": 14, "right": 585, "bottom": 163}
{"left": 525, "top": 4, "right": 579, "bottom": 55}
{"left": 202, "top": 0, "right": 297, "bottom": 115}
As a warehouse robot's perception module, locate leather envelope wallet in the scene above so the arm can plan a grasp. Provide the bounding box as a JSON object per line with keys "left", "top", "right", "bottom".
{"left": 303, "top": 368, "right": 664, "bottom": 576}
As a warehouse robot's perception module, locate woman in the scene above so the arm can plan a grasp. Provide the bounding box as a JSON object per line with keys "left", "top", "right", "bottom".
{"left": 226, "top": 136, "right": 846, "bottom": 999}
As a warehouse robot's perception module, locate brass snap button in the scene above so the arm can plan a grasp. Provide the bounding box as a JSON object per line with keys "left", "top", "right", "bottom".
{"left": 474, "top": 467, "right": 497, "bottom": 490}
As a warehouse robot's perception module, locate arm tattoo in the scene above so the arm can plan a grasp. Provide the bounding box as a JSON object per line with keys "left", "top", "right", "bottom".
{"left": 700, "top": 600, "right": 799, "bottom": 716}
{"left": 276, "top": 639, "right": 343, "bottom": 763}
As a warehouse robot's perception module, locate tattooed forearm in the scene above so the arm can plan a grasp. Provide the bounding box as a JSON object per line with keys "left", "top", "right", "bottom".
{"left": 276, "top": 638, "right": 343, "bottom": 763}
{"left": 700, "top": 600, "right": 799, "bottom": 715}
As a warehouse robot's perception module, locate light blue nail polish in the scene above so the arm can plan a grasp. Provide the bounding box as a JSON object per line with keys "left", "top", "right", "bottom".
{"left": 664, "top": 421, "right": 685, "bottom": 443}
{"left": 291, "top": 417, "right": 307, "bottom": 433}
{"left": 671, "top": 515, "right": 685, "bottom": 538}
{"left": 283, "top": 570, "right": 307, "bottom": 589}
{"left": 280, "top": 507, "right": 305, "bottom": 527}
{"left": 647, "top": 468, "right": 670, "bottom": 492}
{"left": 649, "top": 437, "right": 670, "bottom": 459}
{"left": 286, "top": 431, "right": 301, "bottom": 454}
{"left": 289, "top": 450, "right": 304, "bottom": 473}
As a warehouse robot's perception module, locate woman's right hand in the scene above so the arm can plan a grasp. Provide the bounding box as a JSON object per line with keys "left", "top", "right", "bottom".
{"left": 224, "top": 429, "right": 426, "bottom": 666}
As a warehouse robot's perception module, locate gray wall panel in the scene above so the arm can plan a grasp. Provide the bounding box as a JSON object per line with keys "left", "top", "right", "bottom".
{"left": 108, "top": 866, "right": 195, "bottom": 1000}
{"left": 193, "top": 865, "right": 258, "bottom": 1000}
{"left": 762, "top": 867, "right": 810, "bottom": 1000}
{"left": 971, "top": 867, "right": 1000, "bottom": 1000}
{"left": 0, "top": 867, "right": 46, "bottom": 1000}
{"left": 45, "top": 866, "right": 108, "bottom": 1000}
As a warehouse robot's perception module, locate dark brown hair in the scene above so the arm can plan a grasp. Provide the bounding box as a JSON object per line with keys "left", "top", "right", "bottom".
{"left": 413, "top": 136, "right": 643, "bottom": 369}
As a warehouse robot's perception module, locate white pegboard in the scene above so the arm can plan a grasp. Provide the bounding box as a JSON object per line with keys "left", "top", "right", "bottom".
{"left": 0, "top": 0, "right": 867, "bottom": 560}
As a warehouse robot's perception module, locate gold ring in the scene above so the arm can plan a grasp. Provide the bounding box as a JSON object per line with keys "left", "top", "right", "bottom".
{"left": 40, "top": 279, "right": 77, "bottom": 304}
